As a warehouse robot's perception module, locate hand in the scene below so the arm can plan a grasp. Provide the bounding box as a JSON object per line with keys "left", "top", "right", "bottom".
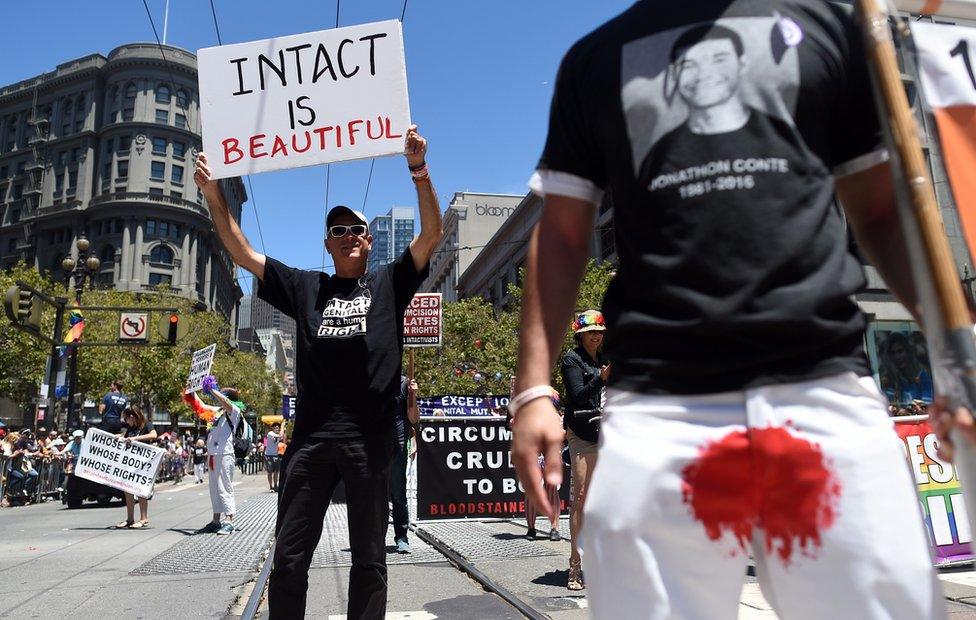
{"left": 193, "top": 153, "right": 220, "bottom": 196}
{"left": 124, "top": 437, "right": 133, "bottom": 445}
{"left": 929, "top": 396, "right": 976, "bottom": 461}
{"left": 115, "top": 434, "right": 124, "bottom": 440}
{"left": 511, "top": 398, "right": 564, "bottom": 523}
{"left": 600, "top": 363, "right": 611, "bottom": 382}
{"left": 408, "top": 380, "right": 418, "bottom": 394}
{"left": 404, "top": 124, "right": 427, "bottom": 167}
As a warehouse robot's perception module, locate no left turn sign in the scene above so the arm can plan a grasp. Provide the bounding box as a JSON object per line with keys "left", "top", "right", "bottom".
{"left": 119, "top": 312, "right": 149, "bottom": 342}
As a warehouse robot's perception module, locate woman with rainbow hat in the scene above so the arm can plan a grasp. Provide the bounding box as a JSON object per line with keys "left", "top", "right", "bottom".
{"left": 560, "top": 309, "right": 609, "bottom": 590}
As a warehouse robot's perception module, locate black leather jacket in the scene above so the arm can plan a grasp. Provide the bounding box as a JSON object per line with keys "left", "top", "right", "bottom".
{"left": 560, "top": 346, "right": 606, "bottom": 442}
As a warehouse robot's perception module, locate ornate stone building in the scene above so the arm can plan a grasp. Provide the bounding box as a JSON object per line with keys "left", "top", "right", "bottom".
{"left": 0, "top": 43, "right": 244, "bottom": 319}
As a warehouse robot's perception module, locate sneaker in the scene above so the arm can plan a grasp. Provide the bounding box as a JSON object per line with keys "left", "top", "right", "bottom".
{"left": 525, "top": 528, "right": 537, "bottom": 540}
{"left": 396, "top": 539, "right": 411, "bottom": 554}
{"left": 217, "top": 522, "right": 235, "bottom": 535}
{"left": 549, "top": 527, "right": 560, "bottom": 541}
{"left": 196, "top": 521, "right": 221, "bottom": 534}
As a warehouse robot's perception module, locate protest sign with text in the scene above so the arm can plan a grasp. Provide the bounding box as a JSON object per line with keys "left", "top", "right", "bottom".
{"left": 198, "top": 20, "right": 410, "bottom": 179}
{"left": 895, "top": 418, "right": 972, "bottom": 565}
{"left": 416, "top": 418, "right": 569, "bottom": 520}
{"left": 418, "top": 394, "right": 509, "bottom": 417}
{"left": 403, "top": 293, "right": 441, "bottom": 347}
{"left": 187, "top": 343, "right": 217, "bottom": 393}
{"left": 74, "top": 428, "right": 165, "bottom": 498}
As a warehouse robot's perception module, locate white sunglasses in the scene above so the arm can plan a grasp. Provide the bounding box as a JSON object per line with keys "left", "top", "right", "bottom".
{"left": 328, "top": 224, "right": 368, "bottom": 238}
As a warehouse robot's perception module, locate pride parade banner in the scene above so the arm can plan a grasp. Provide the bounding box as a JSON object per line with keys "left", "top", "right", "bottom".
{"left": 895, "top": 419, "right": 972, "bottom": 564}
{"left": 417, "top": 394, "right": 509, "bottom": 418}
{"left": 197, "top": 20, "right": 410, "bottom": 179}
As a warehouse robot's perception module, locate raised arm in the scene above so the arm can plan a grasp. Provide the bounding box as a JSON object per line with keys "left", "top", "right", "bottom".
{"left": 405, "top": 125, "right": 442, "bottom": 272}
{"left": 407, "top": 379, "right": 420, "bottom": 426}
{"left": 193, "top": 153, "right": 267, "bottom": 280}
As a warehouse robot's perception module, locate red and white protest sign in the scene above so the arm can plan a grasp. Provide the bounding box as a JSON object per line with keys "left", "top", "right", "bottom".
{"left": 197, "top": 19, "right": 411, "bottom": 179}
{"left": 403, "top": 293, "right": 441, "bottom": 347}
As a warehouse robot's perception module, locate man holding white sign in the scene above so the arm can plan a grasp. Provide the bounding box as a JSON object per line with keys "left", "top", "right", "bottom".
{"left": 194, "top": 123, "right": 440, "bottom": 618}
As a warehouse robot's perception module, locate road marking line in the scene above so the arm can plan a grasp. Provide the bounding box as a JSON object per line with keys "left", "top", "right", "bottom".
{"left": 327, "top": 613, "right": 437, "bottom": 619}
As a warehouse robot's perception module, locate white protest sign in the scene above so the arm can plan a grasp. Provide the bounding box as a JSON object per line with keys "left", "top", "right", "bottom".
{"left": 187, "top": 343, "right": 217, "bottom": 393}
{"left": 74, "top": 428, "right": 165, "bottom": 498}
{"left": 198, "top": 19, "right": 411, "bottom": 179}
{"left": 403, "top": 293, "right": 442, "bottom": 347}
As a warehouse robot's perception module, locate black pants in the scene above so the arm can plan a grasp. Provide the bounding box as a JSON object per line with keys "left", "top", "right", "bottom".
{"left": 268, "top": 434, "right": 394, "bottom": 619}
{"left": 388, "top": 441, "right": 409, "bottom": 543}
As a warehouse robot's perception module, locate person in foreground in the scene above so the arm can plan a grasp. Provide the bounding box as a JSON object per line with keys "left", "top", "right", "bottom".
{"left": 194, "top": 124, "right": 441, "bottom": 619}
{"left": 115, "top": 405, "right": 156, "bottom": 529}
{"left": 510, "top": 3, "right": 945, "bottom": 619}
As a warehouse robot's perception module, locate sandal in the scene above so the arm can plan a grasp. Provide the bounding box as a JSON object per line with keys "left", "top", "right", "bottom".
{"left": 130, "top": 520, "right": 150, "bottom": 529}
{"left": 115, "top": 520, "right": 134, "bottom": 529}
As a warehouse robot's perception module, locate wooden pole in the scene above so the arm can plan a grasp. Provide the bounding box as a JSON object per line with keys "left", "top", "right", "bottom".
{"left": 408, "top": 348, "right": 415, "bottom": 382}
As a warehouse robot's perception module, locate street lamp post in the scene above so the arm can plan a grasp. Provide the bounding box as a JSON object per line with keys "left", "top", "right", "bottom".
{"left": 61, "top": 234, "right": 100, "bottom": 431}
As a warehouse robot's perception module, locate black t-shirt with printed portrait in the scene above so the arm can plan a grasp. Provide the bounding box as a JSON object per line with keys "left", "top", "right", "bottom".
{"left": 535, "top": 0, "right": 880, "bottom": 395}
{"left": 258, "top": 249, "right": 429, "bottom": 439}
{"left": 123, "top": 420, "right": 155, "bottom": 439}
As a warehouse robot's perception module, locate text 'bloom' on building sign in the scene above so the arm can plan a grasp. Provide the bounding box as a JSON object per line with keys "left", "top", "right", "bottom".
{"left": 403, "top": 292, "right": 441, "bottom": 347}
{"left": 197, "top": 19, "right": 411, "bottom": 179}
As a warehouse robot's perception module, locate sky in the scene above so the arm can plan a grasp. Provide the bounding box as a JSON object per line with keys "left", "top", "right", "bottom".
{"left": 0, "top": 0, "right": 633, "bottom": 295}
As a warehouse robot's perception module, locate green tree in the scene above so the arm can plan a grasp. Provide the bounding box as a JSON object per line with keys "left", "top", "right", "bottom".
{"left": 412, "top": 259, "right": 614, "bottom": 398}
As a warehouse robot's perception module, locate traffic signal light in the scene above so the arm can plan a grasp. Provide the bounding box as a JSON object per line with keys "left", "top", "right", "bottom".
{"left": 167, "top": 313, "right": 179, "bottom": 345}
{"left": 3, "top": 285, "right": 41, "bottom": 331}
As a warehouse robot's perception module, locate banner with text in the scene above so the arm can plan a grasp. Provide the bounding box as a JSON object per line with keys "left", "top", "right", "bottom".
{"left": 74, "top": 428, "right": 166, "bottom": 498}
{"left": 895, "top": 419, "right": 972, "bottom": 564}
{"left": 403, "top": 293, "right": 442, "bottom": 347}
{"left": 416, "top": 418, "right": 569, "bottom": 520}
{"left": 198, "top": 20, "right": 411, "bottom": 179}
{"left": 418, "top": 394, "right": 510, "bottom": 418}
{"left": 282, "top": 394, "right": 296, "bottom": 420}
{"left": 914, "top": 22, "right": 976, "bottom": 264}
{"left": 187, "top": 344, "right": 217, "bottom": 393}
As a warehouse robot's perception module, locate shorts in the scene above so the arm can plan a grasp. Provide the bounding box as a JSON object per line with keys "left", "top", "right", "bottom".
{"left": 566, "top": 427, "right": 598, "bottom": 456}
{"left": 265, "top": 455, "right": 281, "bottom": 472}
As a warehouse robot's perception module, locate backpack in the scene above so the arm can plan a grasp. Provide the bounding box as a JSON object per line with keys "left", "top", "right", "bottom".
{"left": 231, "top": 411, "right": 253, "bottom": 460}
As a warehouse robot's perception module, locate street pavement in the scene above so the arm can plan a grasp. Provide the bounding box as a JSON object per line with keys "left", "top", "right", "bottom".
{"left": 4, "top": 472, "right": 976, "bottom": 619}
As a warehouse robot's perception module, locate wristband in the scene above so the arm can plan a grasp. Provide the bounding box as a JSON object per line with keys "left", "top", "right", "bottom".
{"left": 510, "top": 385, "right": 554, "bottom": 416}
{"left": 408, "top": 160, "right": 427, "bottom": 172}
{"left": 410, "top": 164, "right": 429, "bottom": 180}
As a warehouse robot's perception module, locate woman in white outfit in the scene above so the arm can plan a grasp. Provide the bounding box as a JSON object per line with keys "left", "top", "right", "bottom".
{"left": 184, "top": 384, "right": 243, "bottom": 535}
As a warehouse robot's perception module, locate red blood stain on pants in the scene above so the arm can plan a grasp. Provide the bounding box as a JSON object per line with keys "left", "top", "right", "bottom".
{"left": 681, "top": 427, "right": 840, "bottom": 564}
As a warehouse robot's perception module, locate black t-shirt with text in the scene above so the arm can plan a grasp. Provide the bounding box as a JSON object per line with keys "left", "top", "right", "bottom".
{"left": 101, "top": 391, "right": 129, "bottom": 424}
{"left": 258, "top": 249, "right": 429, "bottom": 439}
{"left": 192, "top": 446, "right": 206, "bottom": 464}
{"left": 536, "top": 0, "right": 878, "bottom": 394}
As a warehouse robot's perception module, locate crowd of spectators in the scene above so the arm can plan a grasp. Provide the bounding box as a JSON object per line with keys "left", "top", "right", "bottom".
{"left": 0, "top": 425, "right": 82, "bottom": 507}
{"left": 888, "top": 400, "right": 929, "bottom": 417}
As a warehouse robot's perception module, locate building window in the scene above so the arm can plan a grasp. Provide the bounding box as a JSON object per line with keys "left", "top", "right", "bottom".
{"left": 104, "top": 138, "right": 114, "bottom": 155}
{"left": 102, "top": 162, "right": 111, "bottom": 182}
{"left": 155, "top": 85, "right": 171, "bottom": 104}
{"left": 171, "top": 165, "right": 184, "bottom": 185}
{"left": 117, "top": 160, "right": 128, "bottom": 179}
{"left": 169, "top": 189, "right": 183, "bottom": 200}
{"left": 61, "top": 123, "right": 70, "bottom": 136}
{"left": 159, "top": 221, "right": 169, "bottom": 237}
{"left": 152, "top": 137, "right": 166, "bottom": 155}
{"left": 123, "top": 83, "right": 136, "bottom": 121}
{"left": 170, "top": 223, "right": 181, "bottom": 239}
{"left": 100, "top": 245, "right": 115, "bottom": 263}
{"left": 176, "top": 90, "right": 189, "bottom": 109}
{"left": 148, "top": 272, "right": 172, "bottom": 286}
{"left": 12, "top": 184, "right": 22, "bottom": 199}
{"left": 16, "top": 161, "right": 25, "bottom": 175}
{"left": 175, "top": 113, "right": 187, "bottom": 130}
{"left": 172, "top": 141, "right": 186, "bottom": 158}
{"left": 71, "top": 147, "right": 80, "bottom": 162}
{"left": 67, "top": 169, "right": 77, "bottom": 189}
{"left": 150, "top": 245, "right": 173, "bottom": 264}
{"left": 74, "top": 117, "right": 84, "bottom": 132}
{"left": 146, "top": 219, "right": 156, "bottom": 235}
{"left": 7, "top": 238, "right": 16, "bottom": 253}
{"left": 149, "top": 187, "right": 164, "bottom": 196}
{"left": 119, "top": 135, "right": 131, "bottom": 152}
{"left": 10, "top": 209, "right": 20, "bottom": 223}
{"left": 151, "top": 161, "right": 165, "bottom": 180}
{"left": 55, "top": 172, "right": 64, "bottom": 193}
{"left": 155, "top": 109, "right": 169, "bottom": 124}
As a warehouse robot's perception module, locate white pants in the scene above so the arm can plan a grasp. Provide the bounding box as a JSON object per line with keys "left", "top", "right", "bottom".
{"left": 583, "top": 372, "right": 944, "bottom": 620}
{"left": 194, "top": 462, "right": 205, "bottom": 483}
{"left": 208, "top": 454, "right": 236, "bottom": 516}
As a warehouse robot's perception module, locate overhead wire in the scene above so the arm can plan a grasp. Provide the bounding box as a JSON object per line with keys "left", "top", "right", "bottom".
{"left": 322, "top": 0, "right": 341, "bottom": 266}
